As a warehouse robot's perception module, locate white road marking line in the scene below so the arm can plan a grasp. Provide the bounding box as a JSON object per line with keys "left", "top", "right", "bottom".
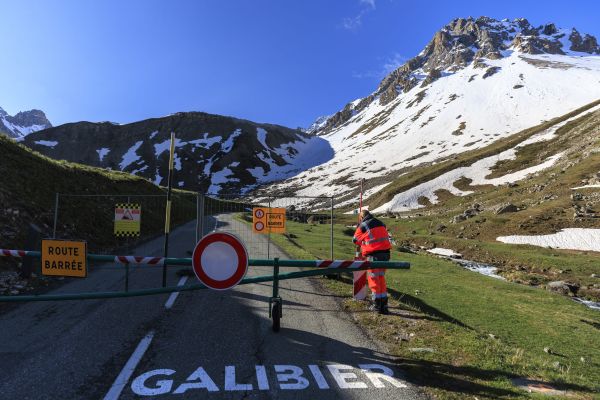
{"left": 103, "top": 330, "right": 155, "bottom": 400}
{"left": 165, "top": 276, "right": 188, "bottom": 309}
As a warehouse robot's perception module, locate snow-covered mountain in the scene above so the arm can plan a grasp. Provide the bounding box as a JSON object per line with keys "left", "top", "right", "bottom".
{"left": 0, "top": 106, "right": 52, "bottom": 139}
{"left": 260, "top": 17, "right": 600, "bottom": 209}
{"left": 22, "top": 112, "right": 332, "bottom": 194}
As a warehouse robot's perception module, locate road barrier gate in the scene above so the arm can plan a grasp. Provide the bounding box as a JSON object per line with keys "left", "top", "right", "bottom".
{"left": 0, "top": 250, "right": 409, "bottom": 332}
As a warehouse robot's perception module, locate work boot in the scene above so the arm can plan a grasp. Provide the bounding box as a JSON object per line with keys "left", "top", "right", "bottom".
{"left": 369, "top": 298, "right": 382, "bottom": 312}
{"left": 379, "top": 297, "right": 390, "bottom": 315}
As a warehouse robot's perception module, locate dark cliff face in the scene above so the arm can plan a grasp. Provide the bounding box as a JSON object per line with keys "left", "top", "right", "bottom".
{"left": 0, "top": 106, "right": 52, "bottom": 138}
{"left": 317, "top": 17, "right": 600, "bottom": 133}
{"left": 21, "top": 111, "right": 333, "bottom": 194}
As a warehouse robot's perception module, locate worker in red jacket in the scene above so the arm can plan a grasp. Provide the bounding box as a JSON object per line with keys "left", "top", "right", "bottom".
{"left": 353, "top": 210, "right": 391, "bottom": 314}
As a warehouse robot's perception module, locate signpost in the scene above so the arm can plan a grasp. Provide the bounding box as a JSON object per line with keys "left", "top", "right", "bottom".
{"left": 162, "top": 132, "right": 176, "bottom": 287}
{"left": 114, "top": 203, "right": 141, "bottom": 237}
{"left": 252, "top": 207, "right": 286, "bottom": 234}
{"left": 192, "top": 232, "right": 249, "bottom": 290}
{"left": 41, "top": 239, "right": 87, "bottom": 278}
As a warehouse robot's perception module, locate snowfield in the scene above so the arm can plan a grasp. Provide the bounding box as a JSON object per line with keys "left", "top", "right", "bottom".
{"left": 497, "top": 228, "right": 600, "bottom": 252}
{"left": 34, "top": 140, "right": 58, "bottom": 147}
{"left": 426, "top": 248, "right": 462, "bottom": 258}
{"left": 265, "top": 45, "right": 600, "bottom": 210}
{"left": 571, "top": 185, "right": 600, "bottom": 190}
{"left": 119, "top": 141, "right": 143, "bottom": 170}
{"left": 1, "top": 117, "right": 47, "bottom": 138}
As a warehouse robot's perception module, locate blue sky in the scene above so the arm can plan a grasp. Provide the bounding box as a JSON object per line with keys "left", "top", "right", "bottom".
{"left": 1, "top": 0, "right": 598, "bottom": 128}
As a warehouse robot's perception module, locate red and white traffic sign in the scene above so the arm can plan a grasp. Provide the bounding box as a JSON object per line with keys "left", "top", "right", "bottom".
{"left": 192, "top": 232, "right": 249, "bottom": 290}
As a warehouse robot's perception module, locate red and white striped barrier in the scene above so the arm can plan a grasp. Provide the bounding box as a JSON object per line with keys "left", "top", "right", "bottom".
{"left": 353, "top": 253, "right": 368, "bottom": 301}
{"left": 353, "top": 270, "right": 367, "bottom": 300}
{"left": 315, "top": 260, "right": 372, "bottom": 269}
{"left": 0, "top": 249, "right": 27, "bottom": 258}
{"left": 315, "top": 259, "right": 370, "bottom": 300}
{"left": 114, "top": 256, "right": 164, "bottom": 266}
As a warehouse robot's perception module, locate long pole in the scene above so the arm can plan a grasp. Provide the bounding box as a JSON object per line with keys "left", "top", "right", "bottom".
{"left": 359, "top": 178, "right": 364, "bottom": 218}
{"left": 356, "top": 179, "right": 364, "bottom": 259}
{"left": 162, "top": 132, "right": 176, "bottom": 287}
{"left": 195, "top": 193, "right": 200, "bottom": 244}
{"left": 267, "top": 198, "right": 271, "bottom": 259}
{"left": 52, "top": 193, "right": 59, "bottom": 239}
{"left": 330, "top": 197, "right": 334, "bottom": 260}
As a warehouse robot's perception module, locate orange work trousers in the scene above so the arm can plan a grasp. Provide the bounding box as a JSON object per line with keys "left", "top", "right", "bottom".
{"left": 366, "top": 268, "right": 387, "bottom": 300}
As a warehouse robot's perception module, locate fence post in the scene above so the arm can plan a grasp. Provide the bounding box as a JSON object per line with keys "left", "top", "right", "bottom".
{"left": 52, "top": 193, "right": 59, "bottom": 239}
{"left": 272, "top": 257, "right": 280, "bottom": 299}
{"left": 197, "top": 192, "right": 205, "bottom": 243}
{"left": 330, "top": 197, "right": 334, "bottom": 260}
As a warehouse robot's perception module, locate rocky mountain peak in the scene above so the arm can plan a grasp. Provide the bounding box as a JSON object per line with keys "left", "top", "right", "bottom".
{"left": 316, "top": 17, "right": 600, "bottom": 133}
{"left": 0, "top": 106, "right": 52, "bottom": 138}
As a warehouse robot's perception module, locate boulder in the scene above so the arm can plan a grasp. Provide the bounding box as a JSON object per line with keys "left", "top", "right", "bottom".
{"left": 546, "top": 281, "right": 579, "bottom": 296}
{"left": 463, "top": 208, "right": 478, "bottom": 217}
{"left": 496, "top": 203, "right": 519, "bottom": 214}
{"left": 452, "top": 214, "right": 467, "bottom": 223}
{"left": 547, "top": 281, "right": 571, "bottom": 295}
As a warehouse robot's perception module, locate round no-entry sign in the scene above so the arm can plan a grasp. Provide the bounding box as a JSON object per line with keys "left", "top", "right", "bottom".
{"left": 192, "top": 232, "right": 249, "bottom": 290}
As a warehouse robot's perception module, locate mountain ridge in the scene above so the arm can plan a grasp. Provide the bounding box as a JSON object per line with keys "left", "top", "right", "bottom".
{"left": 0, "top": 106, "right": 52, "bottom": 138}
{"left": 316, "top": 16, "right": 600, "bottom": 134}
{"left": 22, "top": 111, "right": 333, "bottom": 194}
{"left": 262, "top": 16, "right": 600, "bottom": 208}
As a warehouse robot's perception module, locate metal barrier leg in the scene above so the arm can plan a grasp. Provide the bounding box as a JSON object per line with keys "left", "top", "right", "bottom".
{"left": 269, "top": 257, "right": 282, "bottom": 332}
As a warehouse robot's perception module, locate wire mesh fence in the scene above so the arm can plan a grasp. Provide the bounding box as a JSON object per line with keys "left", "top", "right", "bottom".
{"left": 42, "top": 191, "right": 335, "bottom": 291}
{"left": 51, "top": 192, "right": 335, "bottom": 263}
{"left": 52, "top": 193, "right": 199, "bottom": 257}
{"left": 203, "top": 193, "right": 334, "bottom": 260}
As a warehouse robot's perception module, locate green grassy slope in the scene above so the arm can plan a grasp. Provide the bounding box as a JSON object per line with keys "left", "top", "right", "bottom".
{"left": 367, "top": 99, "right": 600, "bottom": 210}
{"left": 267, "top": 219, "right": 600, "bottom": 399}
{"left": 0, "top": 135, "right": 195, "bottom": 255}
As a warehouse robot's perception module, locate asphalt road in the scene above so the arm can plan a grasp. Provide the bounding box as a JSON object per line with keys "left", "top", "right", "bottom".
{"left": 0, "top": 214, "right": 426, "bottom": 399}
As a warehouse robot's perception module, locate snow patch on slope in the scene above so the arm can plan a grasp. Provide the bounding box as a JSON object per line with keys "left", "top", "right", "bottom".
{"left": 34, "top": 140, "right": 58, "bottom": 147}
{"left": 120, "top": 141, "right": 144, "bottom": 170}
{"left": 97, "top": 148, "right": 110, "bottom": 161}
{"left": 2, "top": 117, "right": 47, "bottom": 138}
{"left": 497, "top": 228, "right": 600, "bottom": 252}
{"left": 372, "top": 102, "right": 600, "bottom": 213}
{"left": 256, "top": 128, "right": 270, "bottom": 149}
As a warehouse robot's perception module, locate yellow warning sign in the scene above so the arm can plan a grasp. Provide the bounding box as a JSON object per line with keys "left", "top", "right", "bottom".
{"left": 114, "top": 203, "right": 141, "bottom": 237}
{"left": 252, "top": 207, "right": 286, "bottom": 234}
{"left": 41, "top": 239, "right": 87, "bottom": 278}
